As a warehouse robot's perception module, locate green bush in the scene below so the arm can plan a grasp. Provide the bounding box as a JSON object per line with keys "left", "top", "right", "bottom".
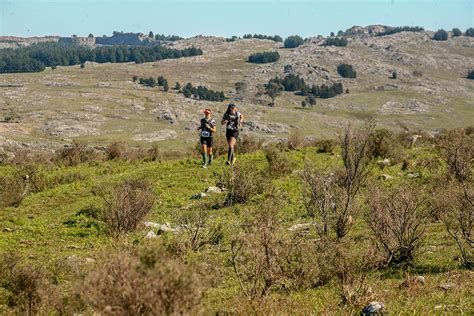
{"left": 284, "top": 35, "right": 304, "bottom": 48}
{"left": 337, "top": 63, "right": 357, "bottom": 78}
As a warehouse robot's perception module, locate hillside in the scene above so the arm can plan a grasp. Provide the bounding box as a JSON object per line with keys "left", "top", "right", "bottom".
{"left": 0, "top": 27, "right": 473, "bottom": 158}
{"left": 0, "top": 127, "right": 473, "bottom": 313}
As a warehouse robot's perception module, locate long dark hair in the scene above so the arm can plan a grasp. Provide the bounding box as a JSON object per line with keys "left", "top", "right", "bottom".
{"left": 225, "top": 103, "right": 236, "bottom": 116}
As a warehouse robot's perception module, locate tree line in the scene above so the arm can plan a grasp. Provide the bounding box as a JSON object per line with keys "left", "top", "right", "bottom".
{"left": 323, "top": 37, "right": 348, "bottom": 47}
{"left": 0, "top": 43, "right": 203, "bottom": 73}
{"left": 264, "top": 73, "right": 345, "bottom": 105}
{"left": 377, "top": 26, "right": 424, "bottom": 36}
{"left": 133, "top": 75, "right": 169, "bottom": 91}
{"left": 248, "top": 51, "right": 280, "bottom": 64}
{"left": 181, "top": 83, "right": 226, "bottom": 102}
{"left": 243, "top": 34, "right": 283, "bottom": 42}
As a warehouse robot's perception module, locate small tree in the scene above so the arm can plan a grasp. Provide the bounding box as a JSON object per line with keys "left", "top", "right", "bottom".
{"left": 365, "top": 184, "right": 428, "bottom": 264}
{"left": 174, "top": 82, "right": 181, "bottom": 90}
{"left": 306, "top": 95, "right": 316, "bottom": 108}
{"left": 163, "top": 80, "right": 169, "bottom": 91}
{"left": 337, "top": 63, "right": 357, "bottom": 78}
{"left": 88, "top": 33, "right": 94, "bottom": 38}
{"left": 264, "top": 81, "right": 284, "bottom": 106}
{"left": 148, "top": 31, "right": 154, "bottom": 38}
{"left": 466, "top": 27, "right": 474, "bottom": 37}
{"left": 302, "top": 123, "right": 375, "bottom": 239}
{"left": 235, "top": 81, "right": 247, "bottom": 99}
{"left": 391, "top": 71, "right": 397, "bottom": 79}
{"left": 132, "top": 75, "right": 138, "bottom": 82}
{"left": 468, "top": 70, "right": 474, "bottom": 80}
{"left": 157, "top": 75, "right": 166, "bottom": 86}
{"left": 452, "top": 28, "right": 462, "bottom": 37}
{"left": 284, "top": 35, "right": 304, "bottom": 48}
{"left": 433, "top": 29, "right": 448, "bottom": 41}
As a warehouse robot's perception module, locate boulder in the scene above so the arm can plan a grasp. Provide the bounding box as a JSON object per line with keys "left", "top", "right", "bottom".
{"left": 205, "top": 186, "right": 223, "bottom": 193}
{"left": 191, "top": 192, "right": 208, "bottom": 199}
{"left": 362, "top": 301, "right": 386, "bottom": 315}
{"left": 377, "top": 158, "right": 391, "bottom": 168}
{"left": 144, "top": 230, "right": 158, "bottom": 239}
{"left": 379, "top": 174, "right": 393, "bottom": 181}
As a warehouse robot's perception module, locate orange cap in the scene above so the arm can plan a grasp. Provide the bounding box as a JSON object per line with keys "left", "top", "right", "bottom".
{"left": 203, "top": 109, "right": 212, "bottom": 114}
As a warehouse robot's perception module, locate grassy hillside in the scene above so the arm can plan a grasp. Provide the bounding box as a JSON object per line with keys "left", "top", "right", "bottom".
{"left": 1, "top": 32, "right": 473, "bottom": 154}
{"left": 0, "top": 128, "right": 473, "bottom": 314}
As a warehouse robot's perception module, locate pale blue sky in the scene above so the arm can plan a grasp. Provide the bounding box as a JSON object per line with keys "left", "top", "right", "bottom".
{"left": 1, "top": 0, "right": 472, "bottom": 38}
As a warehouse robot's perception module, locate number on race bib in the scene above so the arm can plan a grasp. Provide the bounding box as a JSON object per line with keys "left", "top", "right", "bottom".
{"left": 201, "top": 131, "right": 210, "bottom": 137}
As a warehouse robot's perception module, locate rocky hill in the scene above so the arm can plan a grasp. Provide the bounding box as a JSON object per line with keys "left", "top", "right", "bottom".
{"left": 0, "top": 26, "right": 473, "bottom": 157}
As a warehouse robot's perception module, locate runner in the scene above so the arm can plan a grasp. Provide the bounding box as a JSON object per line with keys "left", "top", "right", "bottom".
{"left": 197, "top": 109, "right": 216, "bottom": 168}
{"left": 221, "top": 103, "right": 243, "bottom": 165}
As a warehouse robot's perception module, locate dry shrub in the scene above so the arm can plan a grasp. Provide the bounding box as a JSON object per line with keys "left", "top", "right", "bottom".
{"left": 0, "top": 253, "right": 48, "bottom": 314}
{"left": 365, "top": 184, "right": 428, "bottom": 264}
{"left": 301, "top": 123, "right": 375, "bottom": 239}
{"left": 219, "top": 162, "right": 268, "bottom": 207}
{"left": 238, "top": 134, "right": 264, "bottom": 154}
{"left": 56, "top": 141, "right": 99, "bottom": 166}
{"left": 0, "top": 165, "right": 47, "bottom": 208}
{"left": 370, "top": 128, "right": 405, "bottom": 163}
{"left": 194, "top": 135, "right": 228, "bottom": 157}
{"left": 101, "top": 179, "right": 155, "bottom": 235}
{"left": 264, "top": 146, "right": 295, "bottom": 177}
{"left": 286, "top": 130, "right": 305, "bottom": 150}
{"left": 334, "top": 245, "right": 379, "bottom": 310}
{"left": 106, "top": 142, "right": 128, "bottom": 160}
{"left": 436, "top": 128, "right": 473, "bottom": 182}
{"left": 230, "top": 194, "right": 326, "bottom": 300}
{"left": 432, "top": 181, "right": 473, "bottom": 267}
{"left": 82, "top": 246, "right": 205, "bottom": 315}
{"left": 313, "top": 138, "right": 338, "bottom": 153}
{"left": 172, "top": 205, "right": 224, "bottom": 253}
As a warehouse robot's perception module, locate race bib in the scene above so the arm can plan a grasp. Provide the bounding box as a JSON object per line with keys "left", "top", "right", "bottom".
{"left": 201, "top": 131, "right": 211, "bottom": 137}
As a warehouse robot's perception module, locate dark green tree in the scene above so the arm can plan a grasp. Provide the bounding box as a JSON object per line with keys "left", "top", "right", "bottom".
{"left": 88, "top": 33, "right": 94, "bottom": 38}
{"left": 148, "top": 31, "right": 154, "bottom": 38}
{"left": 433, "top": 29, "right": 448, "bottom": 41}
{"left": 465, "top": 28, "right": 474, "bottom": 37}
{"left": 265, "top": 81, "right": 284, "bottom": 106}
{"left": 468, "top": 70, "right": 474, "bottom": 80}
{"left": 174, "top": 82, "right": 181, "bottom": 90}
{"left": 284, "top": 35, "right": 304, "bottom": 48}
{"left": 248, "top": 51, "right": 280, "bottom": 64}
{"left": 163, "top": 80, "right": 169, "bottom": 91}
{"left": 452, "top": 28, "right": 462, "bottom": 37}
{"left": 337, "top": 63, "right": 357, "bottom": 78}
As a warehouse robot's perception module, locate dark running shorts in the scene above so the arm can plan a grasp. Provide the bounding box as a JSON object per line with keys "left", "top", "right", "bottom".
{"left": 226, "top": 130, "right": 239, "bottom": 141}
{"left": 200, "top": 137, "right": 213, "bottom": 147}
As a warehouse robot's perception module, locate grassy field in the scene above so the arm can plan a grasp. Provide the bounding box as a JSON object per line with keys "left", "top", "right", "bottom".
{"left": 0, "top": 136, "right": 473, "bottom": 314}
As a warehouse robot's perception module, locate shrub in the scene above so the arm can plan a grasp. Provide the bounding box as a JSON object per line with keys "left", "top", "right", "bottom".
{"left": 0, "top": 174, "right": 28, "bottom": 208}
{"left": 238, "top": 134, "right": 264, "bottom": 154}
{"left": 313, "top": 139, "right": 337, "bottom": 153}
{"left": 391, "top": 71, "right": 397, "bottom": 79}
{"left": 284, "top": 35, "right": 304, "bottom": 48}
{"left": 106, "top": 142, "right": 128, "bottom": 160}
{"left": 432, "top": 181, "right": 473, "bottom": 267}
{"left": 412, "top": 69, "right": 423, "bottom": 77}
{"left": 101, "top": 179, "right": 155, "bottom": 235}
{"left": 56, "top": 141, "right": 98, "bottom": 166}
{"left": 219, "top": 163, "right": 267, "bottom": 207}
{"left": 264, "top": 146, "right": 295, "bottom": 177}
{"left": 229, "top": 194, "right": 325, "bottom": 300}
{"left": 365, "top": 184, "right": 428, "bottom": 264}
{"left": 436, "top": 128, "right": 473, "bottom": 182}
{"left": 370, "top": 128, "right": 405, "bottom": 163}
{"left": 433, "top": 29, "right": 448, "bottom": 41}
{"left": 452, "top": 28, "right": 462, "bottom": 37}
{"left": 301, "top": 123, "right": 375, "bottom": 238}
{"left": 248, "top": 51, "right": 280, "bottom": 64}
{"left": 82, "top": 247, "right": 204, "bottom": 314}
{"left": 337, "top": 63, "right": 357, "bottom": 78}
{"left": 0, "top": 253, "right": 48, "bottom": 314}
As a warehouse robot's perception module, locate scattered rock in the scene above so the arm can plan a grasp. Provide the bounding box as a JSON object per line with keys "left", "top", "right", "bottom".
{"left": 379, "top": 174, "right": 393, "bottom": 181}
{"left": 377, "top": 158, "right": 391, "bottom": 168}
{"left": 439, "top": 282, "right": 454, "bottom": 290}
{"left": 144, "top": 230, "right": 158, "bottom": 239}
{"left": 414, "top": 275, "right": 426, "bottom": 284}
{"left": 362, "top": 301, "right": 386, "bottom": 315}
{"left": 205, "top": 186, "right": 223, "bottom": 193}
{"left": 85, "top": 257, "right": 96, "bottom": 264}
{"left": 288, "top": 223, "right": 314, "bottom": 232}
{"left": 191, "top": 192, "right": 208, "bottom": 199}
{"left": 2, "top": 227, "right": 14, "bottom": 232}
{"left": 407, "top": 172, "right": 420, "bottom": 178}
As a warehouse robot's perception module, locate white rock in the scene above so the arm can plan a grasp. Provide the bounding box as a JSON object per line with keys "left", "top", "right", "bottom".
{"left": 144, "top": 230, "right": 158, "bottom": 239}
{"left": 191, "top": 192, "right": 208, "bottom": 199}
{"left": 205, "top": 186, "right": 223, "bottom": 193}
{"left": 288, "top": 223, "right": 314, "bottom": 232}
{"left": 362, "top": 301, "right": 385, "bottom": 315}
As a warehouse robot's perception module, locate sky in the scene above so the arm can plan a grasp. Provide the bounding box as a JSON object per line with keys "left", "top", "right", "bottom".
{"left": 1, "top": 0, "right": 473, "bottom": 38}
